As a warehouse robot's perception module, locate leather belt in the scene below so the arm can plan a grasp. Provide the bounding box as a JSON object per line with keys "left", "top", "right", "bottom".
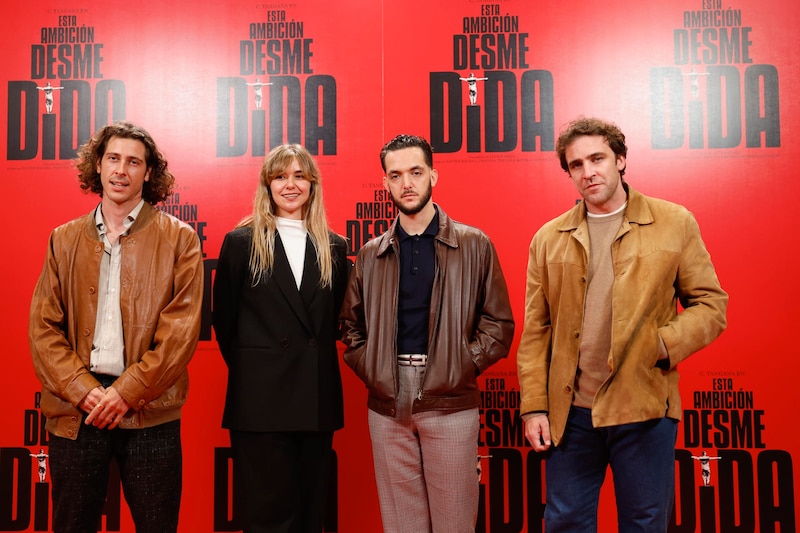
{"left": 397, "top": 353, "right": 427, "bottom": 366}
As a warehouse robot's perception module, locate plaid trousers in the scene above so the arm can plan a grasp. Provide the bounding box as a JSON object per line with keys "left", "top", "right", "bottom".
{"left": 368, "top": 364, "right": 479, "bottom": 533}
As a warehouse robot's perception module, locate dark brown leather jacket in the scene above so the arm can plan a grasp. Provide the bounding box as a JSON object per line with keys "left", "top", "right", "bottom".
{"left": 340, "top": 206, "right": 515, "bottom": 416}
{"left": 29, "top": 203, "right": 204, "bottom": 439}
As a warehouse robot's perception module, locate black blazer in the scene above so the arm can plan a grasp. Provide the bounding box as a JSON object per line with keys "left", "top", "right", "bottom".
{"left": 212, "top": 226, "right": 349, "bottom": 432}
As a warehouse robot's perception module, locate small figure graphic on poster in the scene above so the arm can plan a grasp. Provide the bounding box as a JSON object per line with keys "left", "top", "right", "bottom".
{"left": 691, "top": 451, "right": 721, "bottom": 486}
{"left": 36, "top": 81, "right": 64, "bottom": 114}
{"left": 683, "top": 67, "right": 709, "bottom": 100}
{"left": 246, "top": 78, "right": 273, "bottom": 110}
{"left": 29, "top": 448, "right": 49, "bottom": 483}
{"left": 459, "top": 72, "right": 489, "bottom": 106}
{"left": 477, "top": 454, "right": 492, "bottom": 482}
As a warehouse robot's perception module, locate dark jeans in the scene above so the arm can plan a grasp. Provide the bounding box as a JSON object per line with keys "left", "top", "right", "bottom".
{"left": 48, "top": 419, "right": 182, "bottom": 533}
{"left": 544, "top": 406, "right": 678, "bottom": 533}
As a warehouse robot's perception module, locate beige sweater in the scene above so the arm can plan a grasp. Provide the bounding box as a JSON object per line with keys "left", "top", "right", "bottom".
{"left": 573, "top": 208, "right": 624, "bottom": 409}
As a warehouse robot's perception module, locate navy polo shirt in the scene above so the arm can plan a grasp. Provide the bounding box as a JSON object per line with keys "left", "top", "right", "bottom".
{"left": 396, "top": 209, "right": 439, "bottom": 355}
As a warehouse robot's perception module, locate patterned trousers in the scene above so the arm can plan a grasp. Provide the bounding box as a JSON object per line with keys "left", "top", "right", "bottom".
{"left": 48, "top": 419, "right": 182, "bottom": 533}
{"left": 368, "top": 364, "right": 479, "bottom": 533}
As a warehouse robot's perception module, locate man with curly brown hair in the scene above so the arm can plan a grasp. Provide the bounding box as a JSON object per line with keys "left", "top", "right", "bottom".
{"left": 517, "top": 117, "right": 727, "bottom": 532}
{"left": 29, "top": 120, "right": 204, "bottom": 533}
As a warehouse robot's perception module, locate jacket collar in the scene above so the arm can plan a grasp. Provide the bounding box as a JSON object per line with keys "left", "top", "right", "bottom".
{"left": 272, "top": 234, "right": 317, "bottom": 335}
{"left": 376, "top": 203, "right": 458, "bottom": 256}
{"left": 557, "top": 183, "right": 654, "bottom": 231}
{"left": 83, "top": 201, "right": 158, "bottom": 239}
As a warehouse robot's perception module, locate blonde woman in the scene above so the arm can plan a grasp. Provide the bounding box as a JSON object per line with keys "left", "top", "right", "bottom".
{"left": 213, "top": 145, "right": 349, "bottom": 532}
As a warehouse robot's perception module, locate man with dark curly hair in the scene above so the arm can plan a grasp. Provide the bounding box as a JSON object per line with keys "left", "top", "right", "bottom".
{"left": 341, "top": 134, "right": 515, "bottom": 532}
{"left": 29, "top": 120, "right": 204, "bottom": 533}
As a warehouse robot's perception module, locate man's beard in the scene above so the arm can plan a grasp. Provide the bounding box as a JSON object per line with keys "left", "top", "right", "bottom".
{"left": 390, "top": 182, "right": 433, "bottom": 216}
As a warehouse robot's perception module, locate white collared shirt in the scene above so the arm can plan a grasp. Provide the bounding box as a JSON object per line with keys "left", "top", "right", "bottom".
{"left": 89, "top": 200, "right": 145, "bottom": 376}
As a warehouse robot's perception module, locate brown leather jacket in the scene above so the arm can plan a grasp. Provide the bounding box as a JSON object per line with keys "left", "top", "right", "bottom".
{"left": 340, "top": 205, "right": 515, "bottom": 416}
{"left": 29, "top": 203, "right": 204, "bottom": 439}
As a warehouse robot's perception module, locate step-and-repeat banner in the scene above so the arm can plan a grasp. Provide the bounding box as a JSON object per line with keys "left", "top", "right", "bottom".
{"left": 1, "top": 0, "right": 796, "bottom": 531}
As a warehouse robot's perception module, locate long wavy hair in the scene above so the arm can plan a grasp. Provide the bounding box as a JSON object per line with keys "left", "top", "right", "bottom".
{"left": 75, "top": 120, "right": 174, "bottom": 204}
{"left": 237, "top": 144, "right": 334, "bottom": 287}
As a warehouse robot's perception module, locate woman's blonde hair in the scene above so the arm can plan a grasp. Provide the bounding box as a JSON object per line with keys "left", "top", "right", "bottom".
{"left": 238, "top": 144, "right": 334, "bottom": 287}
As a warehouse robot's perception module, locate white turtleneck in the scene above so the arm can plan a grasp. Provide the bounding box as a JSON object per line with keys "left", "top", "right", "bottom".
{"left": 276, "top": 217, "right": 307, "bottom": 289}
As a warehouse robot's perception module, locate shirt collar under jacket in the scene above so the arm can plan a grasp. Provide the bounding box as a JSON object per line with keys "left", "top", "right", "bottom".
{"left": 396, "top": 207, "right": 440, "bottom": 242}
{"left": 94, "top": 199, "right": 145, "bottom": 238}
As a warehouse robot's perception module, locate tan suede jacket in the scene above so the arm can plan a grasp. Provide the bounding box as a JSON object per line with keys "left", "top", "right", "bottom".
{"left": 517, "top": 185, "right": 728, "bottom": 446}
{"left": 29, "top": 202, "right": 204, "bottom": 439}
{"left": 340, "top": 205, "right": 515, "bottom": 416}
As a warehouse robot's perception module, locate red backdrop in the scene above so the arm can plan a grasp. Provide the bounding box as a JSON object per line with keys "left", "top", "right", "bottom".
{"left": 1, "top": 0, "right": 796, "bottom": 531}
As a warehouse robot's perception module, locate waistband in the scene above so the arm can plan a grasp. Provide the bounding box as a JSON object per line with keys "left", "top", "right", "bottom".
{"left": 91, "top": 372, "right": 120, "bottom": 388}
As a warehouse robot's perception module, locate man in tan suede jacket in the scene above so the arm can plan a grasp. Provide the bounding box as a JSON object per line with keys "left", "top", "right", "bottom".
{"left": 517, "top": 117, "right": 727, "bottom": 533}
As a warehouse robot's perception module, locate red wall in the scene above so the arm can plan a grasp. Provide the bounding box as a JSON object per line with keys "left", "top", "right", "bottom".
{"left": 1, "top": 0, "right": 796, "bottom": 531}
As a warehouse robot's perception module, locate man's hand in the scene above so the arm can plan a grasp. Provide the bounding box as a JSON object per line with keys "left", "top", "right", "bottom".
{"left": 84, "top": 386, "right": 131, "bottom": 430}
{"left": 523, "top": 413, "right": 552, "bottom": 452}
{"left": 78, "top": 386, "right": 106, "bottom": 414}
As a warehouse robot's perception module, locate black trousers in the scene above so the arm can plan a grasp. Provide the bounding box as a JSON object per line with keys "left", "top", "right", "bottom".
{"left": 229, "top": 430, "right": 334, "bottom": 533}
{"left": 48, "top": 419, "right": 182, "bottom": 533}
